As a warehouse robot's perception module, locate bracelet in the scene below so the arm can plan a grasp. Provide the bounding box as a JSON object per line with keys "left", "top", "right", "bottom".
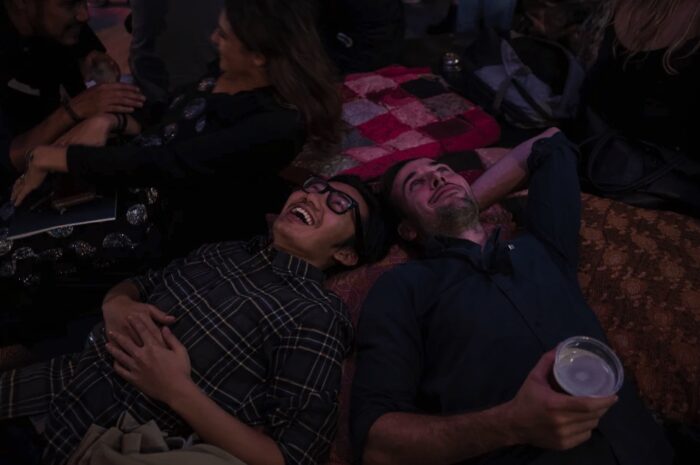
{"left": 62, "top": 100, "right": 82, "bottom": 123}
{"left": 112, "top": 113, "right": 127, "bottom": 134}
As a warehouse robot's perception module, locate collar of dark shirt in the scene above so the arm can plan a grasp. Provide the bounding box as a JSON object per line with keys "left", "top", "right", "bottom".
{"left": 246, "top": 236, "right": 326, "bottom": 283}
{"left": 424, "top": 228, "right": 514, "bottom": 275}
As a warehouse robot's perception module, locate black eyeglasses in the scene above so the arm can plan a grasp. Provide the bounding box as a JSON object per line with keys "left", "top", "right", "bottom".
{"left": 302, "top": 177, "right": 365, "bottom": 256}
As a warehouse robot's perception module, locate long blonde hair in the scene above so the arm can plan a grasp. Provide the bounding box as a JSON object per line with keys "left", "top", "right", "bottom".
{"left": 613, "top": 0, "right": 700, "bottom": 74}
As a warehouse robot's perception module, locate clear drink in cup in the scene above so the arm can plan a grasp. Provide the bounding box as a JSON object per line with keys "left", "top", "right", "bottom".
{"left": 553, "top": 336, "right": 624, "bottom": 397}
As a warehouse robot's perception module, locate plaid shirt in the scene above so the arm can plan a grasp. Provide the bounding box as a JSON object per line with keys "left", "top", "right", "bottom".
{"left": 0, "top": 238, "right": 353, "bottom": 465}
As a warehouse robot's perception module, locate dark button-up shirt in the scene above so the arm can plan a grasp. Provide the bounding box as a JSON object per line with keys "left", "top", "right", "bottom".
{"left": 0, "top": 237, "right": 353, "bottom": 465}
{"left": 351, "top": 134, "right": 672, "bottom": 465}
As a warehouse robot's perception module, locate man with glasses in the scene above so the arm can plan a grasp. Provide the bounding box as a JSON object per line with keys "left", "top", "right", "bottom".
{"left": 0, "top": 175, "right": 388, "bottom": 465}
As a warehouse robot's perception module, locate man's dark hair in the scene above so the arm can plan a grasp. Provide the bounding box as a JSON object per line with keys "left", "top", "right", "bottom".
{"left": 378, "top": 158, "right": 415, "bottom": 242}
{"left": 329, "top": 174, "right": 389, "bottom": 266}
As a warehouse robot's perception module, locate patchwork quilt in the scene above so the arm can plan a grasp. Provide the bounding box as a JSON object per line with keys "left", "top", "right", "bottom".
{"left": 293, "top": 65, "right": 501, "bottom": 179}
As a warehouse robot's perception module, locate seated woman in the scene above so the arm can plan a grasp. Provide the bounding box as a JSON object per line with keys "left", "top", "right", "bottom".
{"left": 2, "top": 0, "right": 341, "bottom": 337}
{"left": 582, "top": 0, "right": 699, "bottom": 157}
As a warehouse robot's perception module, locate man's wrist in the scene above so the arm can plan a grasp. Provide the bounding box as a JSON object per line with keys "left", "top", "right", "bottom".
{"left": 497, "top": 400, "right": 524, "bottom": 447}
{"left": 165, "top": 377, "right": 199, "bottom": 409}
{"left": 102, "top": 293, "right": 135, "bottom": 311}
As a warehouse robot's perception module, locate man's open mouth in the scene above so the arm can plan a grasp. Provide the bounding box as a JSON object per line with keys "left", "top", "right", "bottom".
{"left": 290, "top": 206, "right": 315, "bottom": 225}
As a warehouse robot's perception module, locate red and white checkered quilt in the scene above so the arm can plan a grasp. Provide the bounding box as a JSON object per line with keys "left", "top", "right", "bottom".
{"left": 337, "top": 65, "right": 501, "bottom": 179}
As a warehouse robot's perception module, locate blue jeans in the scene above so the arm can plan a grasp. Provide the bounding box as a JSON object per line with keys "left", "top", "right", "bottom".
{"left": 456, "top": 0, "right": 517, "bottom": 34}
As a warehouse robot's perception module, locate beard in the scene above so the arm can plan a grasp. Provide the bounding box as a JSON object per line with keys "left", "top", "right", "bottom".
{"left": 32, "top": 5, "right": 82, "bottom": 45}
{"left": 428, "top": 197, "right": 480, "bottom": 237}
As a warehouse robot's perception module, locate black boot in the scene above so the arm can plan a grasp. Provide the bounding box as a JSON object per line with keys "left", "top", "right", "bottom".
{"left": 427, "top": 3, "right": 457, "bottom": 35}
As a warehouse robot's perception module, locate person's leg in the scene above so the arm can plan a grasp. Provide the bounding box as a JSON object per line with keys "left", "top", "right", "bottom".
{"left": 482, "top": 0, "right": 517, "bottom": 32}
{"left": 455, "top": 0, "right": 516, "bottom": 33}
{"left": 455, "top": 0, "right": 482, "bottom": 34}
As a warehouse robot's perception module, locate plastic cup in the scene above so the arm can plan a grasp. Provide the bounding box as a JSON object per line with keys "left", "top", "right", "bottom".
{"left": 553, "top": 336, "right": 624, "bottom": 397}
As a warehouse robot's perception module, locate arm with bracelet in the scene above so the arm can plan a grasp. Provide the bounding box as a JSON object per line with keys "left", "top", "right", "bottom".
{"left": 55, "top": 112, "right": 142, "bottom": 147}
{"left": 10, "top": 113, "right": 141, "bottom": 207}
{"left": 8, "top": 84, "right": 146, "bottom": 174}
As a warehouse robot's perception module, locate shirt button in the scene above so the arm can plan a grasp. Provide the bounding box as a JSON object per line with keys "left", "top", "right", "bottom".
{"left": 507, "top": 244, "right": 515, "bottom": 251}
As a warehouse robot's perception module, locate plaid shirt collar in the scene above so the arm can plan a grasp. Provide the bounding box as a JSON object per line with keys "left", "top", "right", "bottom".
{"left": 246, "top": 236, "right": 326, "bottom": 284}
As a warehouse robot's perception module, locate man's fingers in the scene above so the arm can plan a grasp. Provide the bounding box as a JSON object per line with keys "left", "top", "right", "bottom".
{"left": 105, "top": 105, "right": 136, "bottom": 114}
{"left": 105, "top": 91, "right": 145, "bottom": 103}
{"left": 555, "top": 394, "right": 618, "bottom": 414}
{"left": 102, "top": 96, "right": 143, "bottom": 108}
{"left": 117, "top": 96, "right": 145, "bottom": 106}
{"left": 559, "top": 430, "right": 593, "bottom": 450}
{"left": 148, "top": 306, "right": 175, "bottom": 325}
{"left": 128, "top": 314, "right": 162, "bottom": 346}
{"left": 162, "top": 327, "right": 184, "bottom": 353}
{"left": 113, "top": 361, "right": 136, "bottom": 382}
{"left": 10, "top": 181, "right": 18, "bottom": 204}
{"left": 12, "top": 184, "right": 28, "bottom": 206}
{"left": 564, "top": 418, "right": 600, "bottom": 436}
{"left": 106, "top": 342, "right": 137, "bottom": 370}
{"left": 109, "top": 329, "right": 140, "bottom": 357}
{"left": 110, "top": 90, "right": 145, "bottom": 101}
{"left": 100, "top": 82, "right": 143, "bottom": 93}
{"left": 529, "top": 350, "right": 557, "bottom": 380}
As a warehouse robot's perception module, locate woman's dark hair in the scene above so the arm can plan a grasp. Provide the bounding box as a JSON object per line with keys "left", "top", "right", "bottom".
{"left": 224, "top": 0, "right": 342, "bottom": 148}
{"left": 329, "top": 174, "right": 390, "bottom": 266}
